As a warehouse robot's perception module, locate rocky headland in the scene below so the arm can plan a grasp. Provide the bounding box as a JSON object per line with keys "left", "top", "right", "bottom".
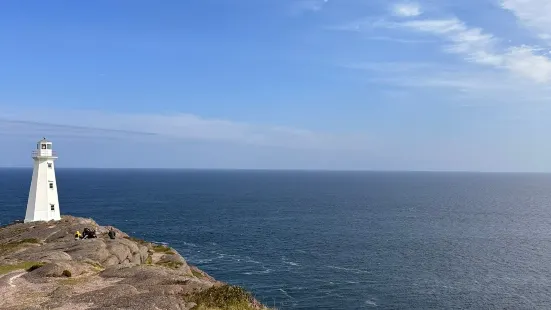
{"left": 0, "top": 216, "right": 268, "bottom": 310}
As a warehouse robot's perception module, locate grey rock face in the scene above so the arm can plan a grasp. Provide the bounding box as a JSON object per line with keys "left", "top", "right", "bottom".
{"left": 0, "top": 216, "right": 265, "bottom": 310}
{"left": 26, "top": 261, "right": 88, "bottom": 278}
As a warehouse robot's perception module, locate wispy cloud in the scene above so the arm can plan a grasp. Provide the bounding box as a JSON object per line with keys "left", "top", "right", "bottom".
{"left": 332, "top": 1, "right": 551, "bottom": 84}
{"left": 390, "top": 17, "right": 551, "bottom": 82}
{"left": 342, "top": 57, "right": 551, "bottom": 103}
{"left": 290, "top": 0, "right": 329, "bottom": 15}
{"left": 343, "top": 62, "right": 435, "bottom": 73}
{"left": 0, "top": 107, "right": 369, "bottom": 151}
{"left": 365, "top": 35, "right": 433, "bottom": 44}
{"left": 500, "top": 0, "right": 551, "bottom": 41}
{"left": 391, "top": 2, "right": 422, "bottom": 17}
{"left": 358, "top": 63, "right": 551, "bottom": 103}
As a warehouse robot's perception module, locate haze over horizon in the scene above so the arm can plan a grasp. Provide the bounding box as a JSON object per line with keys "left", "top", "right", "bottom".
{"left": 2, "top": 0, "right": 551, "bottom": 171}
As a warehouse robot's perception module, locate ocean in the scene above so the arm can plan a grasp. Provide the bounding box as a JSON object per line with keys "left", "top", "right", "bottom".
{"left": 2, "top": 169, "right": 551, "bottom": 309}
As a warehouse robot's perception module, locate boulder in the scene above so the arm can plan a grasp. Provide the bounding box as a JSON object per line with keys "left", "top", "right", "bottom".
{"left": 27, "top": 261, "right": 89, "bottom": 278}
{"left": 13, "top": 250, "right": 72, "bottom": 262}
{"left": 60, "top": 239, "right": 111, "bottom": 262}
{"left": 157, "top": 253, "right": 192, "bottom": 275}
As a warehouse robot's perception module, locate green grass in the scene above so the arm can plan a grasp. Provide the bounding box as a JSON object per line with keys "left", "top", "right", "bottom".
{"left": 145, "top": 254, "right": 153, "bottom": 265}
{"left": 185, "top": 285, "right": 260, "bottom": 310}
{"left": 0, "top": 261, "right": 44, "bottom": 275}
{"left": 84, "top": 261, "right": 104, "bottom": 271}
{"left": 152, "top": 244, "right": 175, "bottom": 254}
{"left": 122, "top": 236, "right": 176, "bottom": 255}
{"left": 156, "top": 260, "right": 183, "bottom": 269}
{"left": 123, "top": 236, "right": 150, "bottom": 246}
{"left": 124, "top": 236, "right": 151, "bottom": 246}
{"left": 192, "top": 269, "right": 205, "bottom": 279}
{"left": 18, "top": 238, "right": 41, "bottom": 244}
{"left": 0, "top": 238, "right": 41, "bottom": 255}
{"left": 26, "top": 262, "right": 45, "bottom": 272}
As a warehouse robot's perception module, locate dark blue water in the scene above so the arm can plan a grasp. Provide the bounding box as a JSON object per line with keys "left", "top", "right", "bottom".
{"left": 2, "top": 169, "right": 551, "bottom": 309}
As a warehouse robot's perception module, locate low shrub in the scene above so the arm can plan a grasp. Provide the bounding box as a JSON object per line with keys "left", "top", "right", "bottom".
{"left": 186, "top": 285, "right": 258, "bottom": 310}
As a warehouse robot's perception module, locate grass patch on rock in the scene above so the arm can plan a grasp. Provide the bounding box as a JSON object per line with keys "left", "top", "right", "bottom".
{"left": 0, "top": 238, "right": 41, "bottom": 255}
{"left": 18, "top": 238, "right": 41, "bottom": 244}
{"left": 27, "top": 262, "right": 46, "bottom": 272}
{"left": 123, "top": 236, "right": 150, "bottom": 246}
{"left": 156, "top": 261, "right": 183, "bottom": 269}
{"left": 0, "top": 261, "right": 44, "bottom": 275}
{"left": 152, "top": 244, "right": 175, "bottom": 254}
{"left": 192, "top": 269, "right": 205, "bottom": 279}
{"left": 145, "top": 254, "right": 153, "bottom": 265}
{"left": 84, "top": 261, "right": 104, "bottom": 271}
{"left": 185, "top": 285, "right": 260, "bottom": 310}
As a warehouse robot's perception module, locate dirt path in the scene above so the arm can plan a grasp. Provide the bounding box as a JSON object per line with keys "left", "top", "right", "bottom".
{"left": 8, "top": 271, "right": 26, "bottom": 287}
{"left": 0, "top": 270, "right": 38, "bottom": 308}
{"left": 0, "top": 270, "right": 25, "bottom": 288}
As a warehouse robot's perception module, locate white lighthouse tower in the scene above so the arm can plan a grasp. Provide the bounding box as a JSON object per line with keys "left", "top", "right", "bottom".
{"left": 24, "top": 138, "right": 61, "bottom": 223}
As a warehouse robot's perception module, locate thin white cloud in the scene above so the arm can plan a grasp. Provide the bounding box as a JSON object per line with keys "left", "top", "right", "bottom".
{"left": 366, "top": 35, "right": 433, "bottom": 44}
{"left": 504, "top": 46, "right": 551, "bottom": 82}
{"left": 343, "top": 62, "right": 435, "bottom": 72}
{"left": 0, "top": 107, "right": 369, "bottom": 151}
{"left": 331, "top": 2, "right": 551, "bottom": 84}
{"left": 290, "top": 0, "right": 328, "bottom": 15}
{"left": 360, "top": 63, "right": 551, "bottom": 103}
{"left": 391, "top": 2, "right": 422, "bottom": 17}
{"left": 374, "top": 16, "right": 551, "bottom": 83}
{"left": 395, "top": 18, "right": 500, "bottom": 63}
{"left": 500, "top": 0, "right": 551, "bottom": 41}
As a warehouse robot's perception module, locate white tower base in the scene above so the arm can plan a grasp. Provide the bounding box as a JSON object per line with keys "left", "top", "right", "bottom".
{"left": 25, "top": 138, "right": 61, "bottom": 223}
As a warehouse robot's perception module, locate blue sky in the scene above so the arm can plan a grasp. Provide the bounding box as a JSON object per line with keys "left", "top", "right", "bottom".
{"left": 2, "top": 0, "right": 551, "bottom": 171}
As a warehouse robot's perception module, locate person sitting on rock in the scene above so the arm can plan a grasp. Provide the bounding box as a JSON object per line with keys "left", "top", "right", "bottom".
{"left": 108, "top": 228, "right": 116, "bottom": 239}
{"left": 84, "top": 228, "right": 98, "bottom": 239}
{"left": 82, "top": 228, "right": 91, "bottom": 239}
{"left": 74, "top": 230, "right": 82, "bottom": 240}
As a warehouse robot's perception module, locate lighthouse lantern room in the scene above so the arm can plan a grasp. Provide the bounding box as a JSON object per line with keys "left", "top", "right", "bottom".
{"left": 24, "top": 138, "right": 61, "bottom": 223}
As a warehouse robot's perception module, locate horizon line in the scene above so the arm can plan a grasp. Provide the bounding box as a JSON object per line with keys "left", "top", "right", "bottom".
{"left": 1, "top": 167, "right": 551, "bottom": 174}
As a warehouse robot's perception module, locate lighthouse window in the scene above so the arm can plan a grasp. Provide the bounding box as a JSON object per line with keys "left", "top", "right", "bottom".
{"left": 50, "top": 204, "right": 55, "bottom": 211}
{"left": 49, "top": 183, "right": 54, "bottom": 189}
{"left": 48, "top": 163, "right": 52, "bottom": 168}
{"left": 47, "top": 144, "right": 52, "bottom": 149}
{"left": 41, "top": 144, "right": 47, "bottom": 149}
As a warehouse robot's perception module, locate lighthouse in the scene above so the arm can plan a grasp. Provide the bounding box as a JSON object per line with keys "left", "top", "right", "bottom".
{"left": 24, "top": 138, "right": 61, "bottom": 223}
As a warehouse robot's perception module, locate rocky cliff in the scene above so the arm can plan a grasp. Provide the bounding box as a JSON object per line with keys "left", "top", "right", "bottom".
{"left": 0, "top": 216, "right": 267, "bottom": 310}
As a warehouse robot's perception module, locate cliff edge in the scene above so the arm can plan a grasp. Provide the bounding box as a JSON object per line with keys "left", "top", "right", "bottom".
{"left": 0, "top": 216, "right": 268, "bottom": 310}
